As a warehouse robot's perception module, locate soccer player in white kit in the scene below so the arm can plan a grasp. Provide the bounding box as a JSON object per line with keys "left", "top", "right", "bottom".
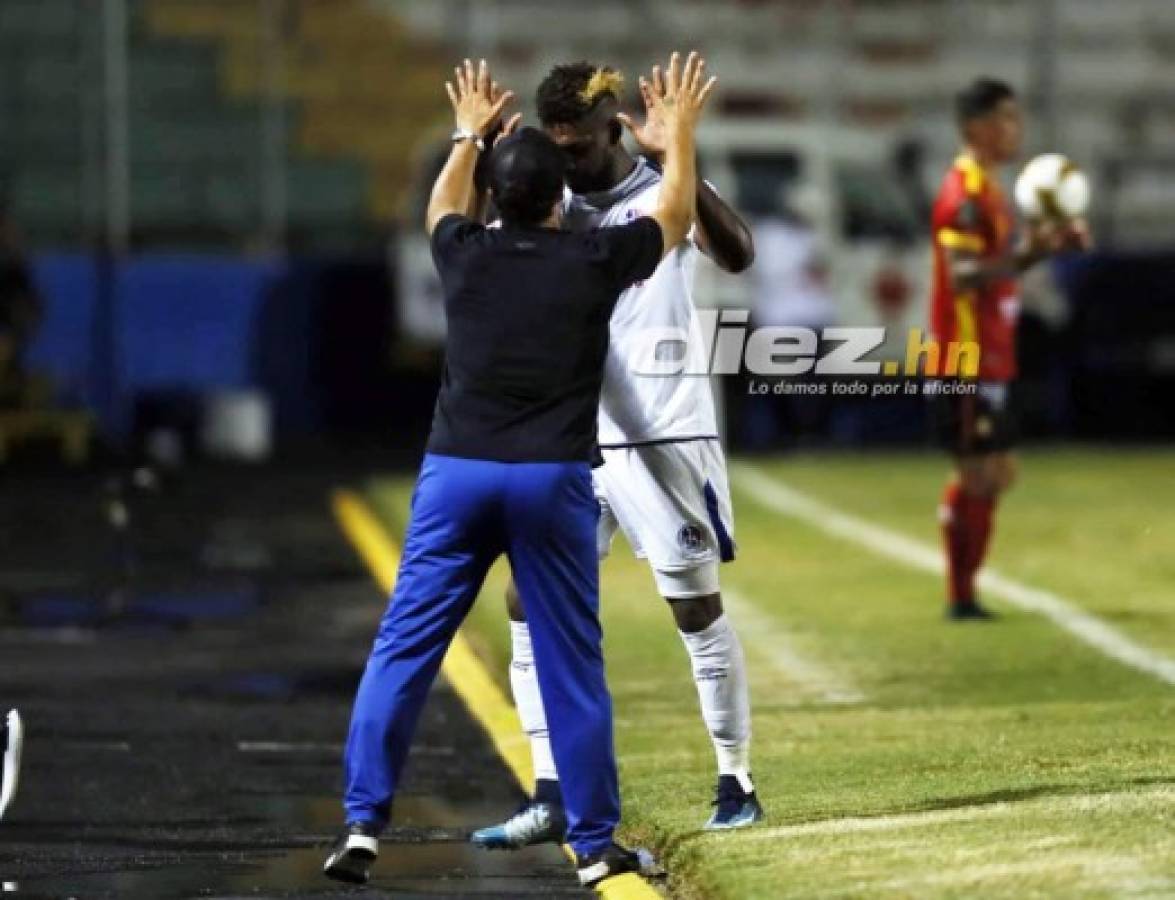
{"left": 472, "top": 60, "right": 763, "bottom": 849}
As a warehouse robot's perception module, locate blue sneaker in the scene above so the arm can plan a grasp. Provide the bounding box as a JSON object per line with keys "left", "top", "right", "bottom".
{"left": 470, "top": 798, "right": 567, "bottom": 849}
{"left": 704, "top": 774, "right": 764, "bottom": 830}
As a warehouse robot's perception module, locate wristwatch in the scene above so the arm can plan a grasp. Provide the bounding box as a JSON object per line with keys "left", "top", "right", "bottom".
{"left": 451, "top": 128, "right": 486, "bottom": 151}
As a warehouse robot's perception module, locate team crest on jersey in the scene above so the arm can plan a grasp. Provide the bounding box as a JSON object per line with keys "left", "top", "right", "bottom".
{"left": 677, "top": 522, "right": 708, "bottom": 557}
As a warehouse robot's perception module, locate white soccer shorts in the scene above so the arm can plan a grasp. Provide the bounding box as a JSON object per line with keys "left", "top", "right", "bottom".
{"left": 594, "top": 438, "right": 736, "bottom": 598}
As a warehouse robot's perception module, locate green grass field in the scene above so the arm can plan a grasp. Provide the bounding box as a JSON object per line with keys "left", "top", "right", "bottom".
{"left": 369, "top": 447, "right": 1175, "bottom": 899}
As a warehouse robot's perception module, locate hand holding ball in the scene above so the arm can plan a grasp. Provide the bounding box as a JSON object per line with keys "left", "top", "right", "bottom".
{"left": 1014, "top": 154, "right": 1093, "bottom": 253}
{"left": 1014, "top": 153, "right": 1090, "bottom": 221}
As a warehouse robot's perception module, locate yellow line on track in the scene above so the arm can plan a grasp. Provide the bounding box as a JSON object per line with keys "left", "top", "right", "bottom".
{"left": 331, "top": 489, "right": 662, "bottom": 900}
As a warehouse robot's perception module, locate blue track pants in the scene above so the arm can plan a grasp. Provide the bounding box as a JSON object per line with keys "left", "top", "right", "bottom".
{"left": 342, "top": 453, "right": 619, "bottom": 857}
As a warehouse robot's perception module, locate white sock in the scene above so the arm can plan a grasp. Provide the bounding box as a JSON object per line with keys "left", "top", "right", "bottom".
{"left": 679, "top": 614, "right": 753, "bottom": 791}
{"left": 509, "top": 621, "right": 558, "bottom": 784}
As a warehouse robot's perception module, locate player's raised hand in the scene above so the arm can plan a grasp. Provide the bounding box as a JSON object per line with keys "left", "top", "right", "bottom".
{"left": 445, "top": 59, "right": 515, "bottom": 139}
{"left": 616, "top": 74, "right": 669, "bottom": 160}
{"left": 644, "top": 51, "right": 717, "bottom": 136}
{"left": 493, "top": 112, "right": 523, "bottom": 148}
{"left": 1021, "top": 218, "right": 1066, "bottom": 259}
{"left": 1062, "top": 217, "right": 1094, "bottom": 252}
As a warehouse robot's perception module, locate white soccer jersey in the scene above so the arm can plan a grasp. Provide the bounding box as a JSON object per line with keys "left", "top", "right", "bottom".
{"left": 562, "top": 157, "right": 719, "bottom": 447}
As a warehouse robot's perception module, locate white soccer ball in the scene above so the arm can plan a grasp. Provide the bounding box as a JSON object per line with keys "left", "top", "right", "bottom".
{"left": 1014, "top": 153, "right": 1090, "bottom": 220}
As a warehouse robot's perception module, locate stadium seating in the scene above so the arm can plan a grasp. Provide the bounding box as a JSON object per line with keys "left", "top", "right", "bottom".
{"left": 146, "top": 0, "right": 447, "bottom": 227}
{"left": 382, "top": 0, "right": 1174, "bottom": 242}
{"left": 0, "top": 0, "right": 446, "bottom": 247}
{"left": 1, "top": 0, "right": 1172, "bottom": 246}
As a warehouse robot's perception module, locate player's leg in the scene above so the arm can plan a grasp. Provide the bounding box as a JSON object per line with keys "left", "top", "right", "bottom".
{"left": 942, "top": 453, "right": 989, "bottom": 613}
{"left": 505, "top": 580, "right": 559, "bottom": 797}
{"left": 657, "top": 568, "right": 760, "bottom": 829}
{"left": 938, "top": 386, "right": 1015, "bottom": 619}
{"left": 965, "top": 449, "right": 1016, "bottom": 586}
{"left": 325, "top": 455, "right": 500, "bottom": 884}
{"left": 472, "top": 490, "right": 620, "bottom": 849}
{"left": 503, "top": 461, "right": 645, "bottom": 885}
{"left": 621, "top": 441, "right": 761, "bottom": 828}
{"left": 0, "top": 708, "right": 23, "bottom": 821}
{"left": 468, "top": 579, "right": 565, "bottom": 849}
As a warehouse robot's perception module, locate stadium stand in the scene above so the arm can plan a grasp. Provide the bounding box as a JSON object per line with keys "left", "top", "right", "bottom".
{"left": 0, "top": 0, "right": 448, "bottom": 248}
{"left": 1, "top": 0, "right": 1174, "bottom": 246}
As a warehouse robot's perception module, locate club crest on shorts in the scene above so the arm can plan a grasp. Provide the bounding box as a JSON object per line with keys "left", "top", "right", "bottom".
{"left": 677, "top": 522, "right": 708, "bottom": 558}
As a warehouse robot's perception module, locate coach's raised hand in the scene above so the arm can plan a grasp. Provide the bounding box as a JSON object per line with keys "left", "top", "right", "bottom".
{"left": 645, "top": 52, "right": 717, "bottom": 258}
{"left": 427, "top": 60, "right": 516, "bottom": 233}
{"left": 446, "top": 58, "right": 515, "bottom": 139}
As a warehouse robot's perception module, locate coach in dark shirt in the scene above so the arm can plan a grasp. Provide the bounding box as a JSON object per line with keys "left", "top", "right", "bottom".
{"left": 325, "top": 54, "right": 716, "bottom": 889}
{"left": 427, "top": 162, "right": 663, "bottom": 463}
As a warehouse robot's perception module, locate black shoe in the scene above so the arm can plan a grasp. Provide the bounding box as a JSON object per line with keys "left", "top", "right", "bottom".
{"left": 323, "top": 822, "right": 380, "bottom": 884}
{"left": 947, "top": 600, "right": 998, "bottom": 620}
{"left": 704, "top": 773, "right": 765, "bottom": 830}
{"left": 1, "top": 709, "right": 23, "bottom": 821}
{"left": 576, "top": 841, "right": 661, "bottom": 887}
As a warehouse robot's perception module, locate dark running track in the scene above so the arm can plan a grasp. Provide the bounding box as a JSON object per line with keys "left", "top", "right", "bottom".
{"left": 0, "top": 462, "right": 586, "bottom": 898}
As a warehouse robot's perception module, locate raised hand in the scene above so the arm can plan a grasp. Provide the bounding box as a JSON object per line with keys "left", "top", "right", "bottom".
{"left": 617, "top": 74, "right": 669, "bottom": 160}
{"left": 642, "top": 52, "right": 715, "bottom": 256}
{"left": 1062, "top": 217, "right": 1093, "bottom": 252}
{"left": 494, "top": 112, "right": 523, "bottom": 147}
{"left": 445, "top": 59, "right": 515, "bottom": 139}
{"left": 643, "top": 51, "right": 717, "bottom": 138}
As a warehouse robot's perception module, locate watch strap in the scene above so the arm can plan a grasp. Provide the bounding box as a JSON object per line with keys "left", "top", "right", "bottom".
{"left": 451, "top": 128, "right": 486, "bottom": 152}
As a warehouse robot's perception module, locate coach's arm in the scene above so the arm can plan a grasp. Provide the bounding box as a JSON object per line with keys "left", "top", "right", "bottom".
{"left": 641, "top": 52, "right": 717, "bottom": 260}
{"left": 426, "top": 59, "right": 514, "bottom": 235}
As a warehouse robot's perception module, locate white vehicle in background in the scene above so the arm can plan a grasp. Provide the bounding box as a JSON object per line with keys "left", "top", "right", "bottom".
{"left": 397, "top": 121, "right": 933, "bottom": 366}
{"left": 695, "top": 120, "right": 932, "bottom": 364}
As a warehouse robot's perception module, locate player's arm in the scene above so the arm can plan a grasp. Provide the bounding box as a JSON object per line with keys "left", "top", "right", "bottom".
{"left": 641, "top": 52, "right": 717, "bottom": 259}
{"left": 692, "top": 180, "right": 755, "bottom": 273}
{"left": 620, "top": 70, "right": 754, "bottom": 272}
{"left": 944, "top": 210, "right": 1089, "bottom": 293}
{"left": 426, "top": 59, "right": 514, "bottom": 235}
{"left": 946, "top": 225, "right": 1048, "bottom": 292}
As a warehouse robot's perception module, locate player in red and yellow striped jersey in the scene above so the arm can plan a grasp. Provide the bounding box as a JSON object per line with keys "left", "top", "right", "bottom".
{"left": 930, "top": 79, "right": 1089, "bottom": 620}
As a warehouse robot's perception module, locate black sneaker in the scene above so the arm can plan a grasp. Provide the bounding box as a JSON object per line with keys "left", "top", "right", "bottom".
{"left": 1, "top": 709, "right": 23, "bottom": 821}
{"left": 704, "top": 774, "right": 765, "bottom": 830}
{"left": 947, "top": 600, "right": 998, "bottom": 620}
{"left": 323, "top": 821, "right": 380, "bottom": 884}
{"left": 576, "top": 841, "right": 661, "bottom": 887}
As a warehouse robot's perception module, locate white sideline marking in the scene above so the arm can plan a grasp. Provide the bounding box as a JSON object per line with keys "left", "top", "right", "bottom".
{"left": 732, "top": 464, "right": 1175, "bottom": 687}
{"left": 724, "top": 586, "right": 865, "bottom": 704}
{"left": 733, "top": 785, "right": 1173, "bottom": 842}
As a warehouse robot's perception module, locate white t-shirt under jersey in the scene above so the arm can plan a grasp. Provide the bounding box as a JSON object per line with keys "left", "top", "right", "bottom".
{"left": 562, "top": 157, "right": 719, "bottom": 447}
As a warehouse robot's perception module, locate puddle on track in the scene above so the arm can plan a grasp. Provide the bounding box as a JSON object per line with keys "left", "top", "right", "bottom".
{"left": 2, "top": 796, "right": 584, "bottom": 897}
